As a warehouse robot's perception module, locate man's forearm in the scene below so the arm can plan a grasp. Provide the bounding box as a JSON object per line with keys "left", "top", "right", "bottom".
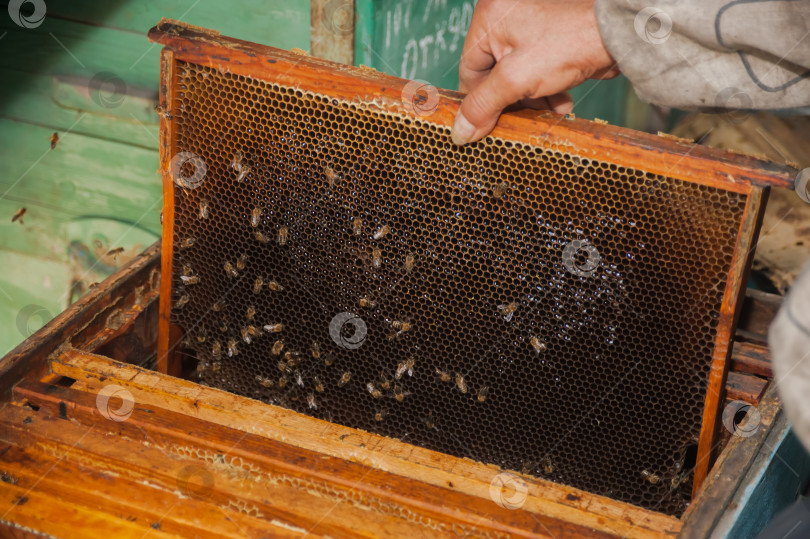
{"left": 595, "top": 0, "right": 810, "bottom": 110}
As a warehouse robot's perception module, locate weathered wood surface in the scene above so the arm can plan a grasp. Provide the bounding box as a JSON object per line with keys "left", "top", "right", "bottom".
{"left": 23, "top": 349, "right": 680, "bottom": 538}
{"left": 681, "top": 385, "right": 784, "bottom": 537}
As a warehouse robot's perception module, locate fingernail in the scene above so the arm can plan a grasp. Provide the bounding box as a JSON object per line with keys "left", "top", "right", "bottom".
{"left": 451, "top": 112, "right": 476, "bottom": 145}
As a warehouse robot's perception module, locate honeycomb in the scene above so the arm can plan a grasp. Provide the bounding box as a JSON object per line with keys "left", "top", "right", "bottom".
{"left": 167, "top": 60, "right": 748, "bottom": 516}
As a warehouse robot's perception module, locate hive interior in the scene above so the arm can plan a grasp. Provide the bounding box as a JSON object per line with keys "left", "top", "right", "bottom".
{"left": 168, "top": 60, "right": 748, "bottom": 516}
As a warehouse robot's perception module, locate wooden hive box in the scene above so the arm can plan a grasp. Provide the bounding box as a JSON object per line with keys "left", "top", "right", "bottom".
{"left": 0, "top": 19, "right": 802, "bottom": 538}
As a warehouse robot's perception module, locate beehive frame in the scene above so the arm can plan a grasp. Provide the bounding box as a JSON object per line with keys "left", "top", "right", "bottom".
{"left": 149, "top": 19, "right": 794, "bottom": 513}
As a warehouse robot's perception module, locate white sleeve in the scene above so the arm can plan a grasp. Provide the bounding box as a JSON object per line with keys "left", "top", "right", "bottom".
{"left": 594, "top": 0, "right": 810, "bottom": 110}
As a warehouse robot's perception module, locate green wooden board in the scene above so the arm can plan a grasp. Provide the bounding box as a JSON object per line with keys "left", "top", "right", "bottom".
{"left": 355, "top": 0, "right": 629, "bottom": 125}
{"left": 0, "top": 0, "right": 311, "bottom": 356}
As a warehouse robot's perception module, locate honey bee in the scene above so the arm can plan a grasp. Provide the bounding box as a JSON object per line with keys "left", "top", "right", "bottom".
{"left": 255, "top": 231, "right": 270, "bottom": 243}
{"left": 543, "top": 458, "right": 554, "bottom": 475}
{"left": 253, "top": 278, "right": 264, "bottom": 294}
{"left": 493, "top": 182, "right": 508, "bottom": 199}
{"left": 210, "top": 341, "right": 222, "bottom": 361}
{"left": 196, "top": 360, "right": 206, "bottom": 375}
{"left": 455, "top": 374, "right": 468, "bottom": 393}
{"left": 154, "top": 104, "right": 172, "bottom": 120}
{"left": 425, "top": 412, "right": 436, "bottom": 429}
{"left": 338, "top": 372, "right": 352, "bottom": 387}
{"left": 246, "top": 305, "right": 256, "bottom": 321}
{"left": 50, "top": 132, "right": 59, "bottom": 149}
{"left": 323, "top": 354, "right": 333, "bottom": 367}
{"left": 372, "top": 248, "right": 382, "bottom": 268}
{"left": 230, "top": 150, "right": 243, "bottom": 170}
{"left": 88, "top": 282, "right": 100, "bottom": 289}
{"left": 295, "top": 371, "right": 304, "bottom": 387}
{"left": 498, "top": 302, "right": 518, "bottom": 322}
{"left": 324, "top": 165, "right": 339, "bottom": 184}
{"left": 393, "top": 384, "right": 405, "bottom": 402}
{"left": 264, "top": 323, "right": 283, "bottom": 333}
{"left": 477, "top": 386, "right": 490, "bottom": 402}
{"left": 180, "top": 275, "right": 199, "bottom": 285}
{"left": 307, "top": 393, "right": 318, "bottom": 409}
{"left": 271, "top": 340, "right": 285, "bottom": 356}
{"left": 352, "top": 217, "right": 362, "bottom": 236}
{"left": 250, "top": 207, "right": 262, "bottom": 227}
{"left": 435, "top": 368, "right": 452, "bottom": 382}
{"left": 175, "top": 294, "right": 190, "bottom": 309}
{"left": 641, "top": 470, "right": 660, "bottom": 485}
{"left": 11, "top": 207, "right": 26, "bottom": 225}
{"left": 278, "top": 226, "right": 289, "bottom": 246}
{"left": 373, "top": 225, "right": 390, "bottom": 240}
{"left": 358, "top": 295, "right": 377, "bottom": 309}
{"left": 284, "top": 350, "right": 300, "bottom": 367}
{"left": 107, "top": 247, "right": 125, "bottom": 259}
{"left": 255, "top": 375, "right": 274, "bottom": 388}
{"left": 199, "top": 199, "right": 209, "bottom": 219}
{"left": 313, "top": 376, "right": 325, "bottom": 393}
{"left": 529, "top": 336, "right": 547, "bottom": 354}
{"left": 236, "top": 164, "right": 251, "bottom": 182}
{"left": 375, "top": 408, "right": 388, "bottom": 422}
{"left": 395, "top": 357, "right": 415, "bottom": 380}
{"left": 218, "top": 320, "right": 228, "bottom": 333}
{"left": 247, "top": 325, "right": 263, "bottom": 338}
{"left": 367, "top": 383, "right": 382, "bottom": 399}
{"left": 196, "top": 329, "right": 207, "bottom": 343}
{"left": 278, "top": 375, "right": 288, "bottom": 389}
{"left": 241, "top": 326, "right": 253, "bottom": 344}
{"left": 404, "top": 253, "right": 415, "bottom": 273}
{"left": 211, "top": 361, "right": 221, "bottom": 373}
{"left": 213, "top": 301, "right": 225, "bottom": 312}
{"left": 391, "top": 320, "right": 411, "bottom": 332}
{"left": 180, "top": 237, "right": 196, "bottom": 249}
{"left": 236, "top": 254, "right": 247, "bottom": 271}
{"left": 310, "top": 341, "right": 321, "bottom": 359}
{"left": 266, "top": 280, "right": 284, "bottom": 292}
{"left": 521, "top": 461, "right": 535, "bottom": 475}
{"left": 224, "top": 261, "right": 238, "bottom": 278}
{"left": 379, "top": 375, "right": 391, "bottom": 390}
{"left": 227, "top": 339, "right": 239, "bottom": 357}
{"left": 277, "top": 360, "right": 288, "bottom": 373}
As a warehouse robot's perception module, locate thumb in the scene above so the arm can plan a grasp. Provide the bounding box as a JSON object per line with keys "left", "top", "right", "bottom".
{"left": 452, "top": 55, "right": 533, "bottom": 145}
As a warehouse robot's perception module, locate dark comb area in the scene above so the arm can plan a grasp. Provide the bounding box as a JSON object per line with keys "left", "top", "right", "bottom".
{"left": 169, "top": 61, "right": 748, "bottom": 516}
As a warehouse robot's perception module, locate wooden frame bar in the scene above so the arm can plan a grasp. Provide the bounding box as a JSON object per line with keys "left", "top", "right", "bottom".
{"left": 693, "top": 186, "right": 769, "bottom": 494}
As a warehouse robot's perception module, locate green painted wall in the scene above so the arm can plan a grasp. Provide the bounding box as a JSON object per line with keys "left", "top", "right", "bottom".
{"left": 355, "top": 0, "right": 630, "bottom": 124}
{"left": 0, "top": 0, "right": 310, "bottom": 356}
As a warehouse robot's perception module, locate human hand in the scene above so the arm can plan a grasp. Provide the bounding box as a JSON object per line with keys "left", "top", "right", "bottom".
{"left": 452, "top": 0, "right": 620, "bottom": 145}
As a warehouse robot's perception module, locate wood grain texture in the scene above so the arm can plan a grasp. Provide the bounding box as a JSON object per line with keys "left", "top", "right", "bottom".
{"left": 693, "top": 186, "right": 769, "bottom": 496}
{"left": 725, "top": 372, "right": 768, "bottom": 405}
{"left": 44, "top": 349, "right": 681, "bottom": 538}
{"left": 311, "top": 0, "right": 355, "bottom": 64}
{"left": 681, "top": 385, "right": 783, "bottom": 536}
